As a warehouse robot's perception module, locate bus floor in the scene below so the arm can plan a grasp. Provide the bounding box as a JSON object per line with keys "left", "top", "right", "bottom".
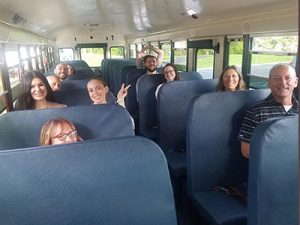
{"left": 176, "top": 201, "right": 208, "bottom": 225}
{"left": 173, "top": 179, "right": 208, "bottom": 225}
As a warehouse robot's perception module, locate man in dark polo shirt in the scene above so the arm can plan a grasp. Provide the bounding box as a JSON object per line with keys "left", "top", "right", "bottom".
{"left": 238, "top": 63, "right": 298, "bottom": 158}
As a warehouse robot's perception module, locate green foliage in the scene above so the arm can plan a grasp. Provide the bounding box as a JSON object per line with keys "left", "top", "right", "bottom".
{"left": 252, "top": 36, "right": 298, "bottom": 52}
{"left": 111, "top": 47, "right": 124, "bottom": 57}
{"left": 174, "top": 64, "right": 186, "bottom": 71}
{"left": 229, "top": 41, "right": 243, "bottom": 54}
{"left": 174, "top": 49, "right": 187, "bottom": 56}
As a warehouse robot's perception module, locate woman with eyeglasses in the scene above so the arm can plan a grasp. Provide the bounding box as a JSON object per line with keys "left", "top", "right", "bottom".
{"left": 155, "top": 63, "right": 181, "bottom": 98}
{"left": 39, "top": 118, "right": 82, "bottom": 146}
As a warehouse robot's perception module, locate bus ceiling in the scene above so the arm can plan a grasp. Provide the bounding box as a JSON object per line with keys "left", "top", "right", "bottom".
{"left": 0, "top": 0, "right": 297, "bottom": 44}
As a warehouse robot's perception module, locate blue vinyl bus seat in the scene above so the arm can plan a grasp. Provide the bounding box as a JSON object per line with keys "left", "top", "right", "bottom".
{"left": 44, "top": 60, "right": 94, "bottom": 77}
{"left": 53, "top": 88, "right": 116, "bottom": 106}
{"left": 179, "top": 71, "right": 203, "bottom": 80}
{"left": 62, "top": 60, "right": 93, "bottom": 70}
{"left": 137, "top": 74, "right": 165, "bottom": 140}
{"left": 0, "top": 104, "right": 134, "bottom": 150}
{"left": 157, "top": 79, "right": 217, "bottom": 178}
{"left": 45, "top": 70, "right": 95, "bottom": 79}
{"left": 60, "top": 79, "right": 90, "bottom": 91}
{"left": 186, "top": 89, "right": 270, "bottom": 225}
{"left": 248, "top": 116, "right": 298, "bottom": 225}
{"left": 66, "top": 72, "right": 95, "bottom": 80}
{"left": 111, "top": 60, "right": 135, "bottom": 96}
{"left": 121, "top": 66, "right": 147, "bottom": 133}
{"left": 103, "top": 59, "right": 122, "bottom": 84}
{"left": 104, "top": 59, "right": 135, "bottom": 94}
{"left": 0, "top": 136, "right": 177, "bottom": 225}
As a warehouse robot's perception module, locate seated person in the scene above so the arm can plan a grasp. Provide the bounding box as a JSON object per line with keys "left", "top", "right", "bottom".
{"left": 216, "top": 65, "right": 245, "bottom": 91}
{"left": 47, "top": 75, "right": 61, "bottom": 91}
{"left": 87, "top": 76, "right": 130, "bottom": 108}
{"left": 155, "top": 63, "right": 181, "bottom": 98}
{"left": 40, "top": 117, "right": 82, "bottom": 146}
{"left": 54, "top": 63, "right": 68, "bottom": 81}
{"left": 15, "top": 71, "right": 66, "bottom": 110}
{"left": 66, "top": 64, "right": 75, "bottom": 76}
{"left": 238, "top": 63, "right": 298, "bottom": 158}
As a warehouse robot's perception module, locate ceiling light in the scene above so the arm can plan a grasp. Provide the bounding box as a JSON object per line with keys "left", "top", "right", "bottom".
{"left": 186, "top": 9, "right": 197, "bottom": 16}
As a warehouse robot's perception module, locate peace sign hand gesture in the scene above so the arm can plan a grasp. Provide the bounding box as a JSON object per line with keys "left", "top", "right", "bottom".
{"left": 117, "top": 83, "right": 131, "bottom": 108}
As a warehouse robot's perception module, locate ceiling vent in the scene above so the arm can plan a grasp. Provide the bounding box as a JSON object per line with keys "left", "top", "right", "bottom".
{"left": 12, "top": 14, "right": 26, "bottom": 25}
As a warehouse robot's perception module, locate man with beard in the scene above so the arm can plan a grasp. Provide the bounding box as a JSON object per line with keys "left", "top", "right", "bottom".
{"left": 238, "top": 63, "right": 298, "bottom": 159}
{"left": 54, "top": 63, "right": 68, "bottom": 81}
{"left": 135, "top": 45, "right": 164, "bottom": 101}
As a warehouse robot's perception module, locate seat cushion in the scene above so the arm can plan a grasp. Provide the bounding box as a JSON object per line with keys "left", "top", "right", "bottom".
{"left": 193, "top": 191, "right": 247, "bottom": 225}
{"left": 164, "top": 151, "right": 186, "bottom": 178}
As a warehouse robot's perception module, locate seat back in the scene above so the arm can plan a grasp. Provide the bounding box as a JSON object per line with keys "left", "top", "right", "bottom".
{"left": 157, "top": 79, "right": 217, "bottom": 151}
{"left": 179, "top": 71, "right": 203, "bottom": 80}
{"left": 123, "top": 67, "right": 146, "bottom": 116}
{"left": 62, "top": 60, "right": 93, "bottom": 70}
{"left": 44, "top": 60, "right": 94, "bottom": 77}
{"left": 104, "top": 59, "right": 135, "bottom": 94}
{"left": 53, "top": 89, "right": 116, "bottom": 106}
{"left": 0, "top": 136, "right": 177, "bottom": 225}
{"left": 138, "top": 74, "right": 165, "bottom": 139}
{"left": 112, "top": 60, "right": 135, "bottom": 95}
{"left": 187, "top": 89, "right": 270, "bottom": 194}
{"left": 0, "top": 104, "right": 134, "bottom": 150}
{"left": 66, "top": 72, "right": 95, "bottom": 80}
{"left": 248, "top": 116, "right": 298, "bottom": 225}
{"left": 60, "top": 79, "right": 89, "bottom": 91}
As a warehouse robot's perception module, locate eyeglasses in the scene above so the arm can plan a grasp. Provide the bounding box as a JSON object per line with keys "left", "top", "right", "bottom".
{"left": 53, "top": 130, "right": 77, "bottom": 141}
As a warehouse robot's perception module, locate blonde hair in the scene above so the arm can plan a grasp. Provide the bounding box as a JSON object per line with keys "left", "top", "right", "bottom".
{"left": 39, "top": 118, "right": 77, "bottom": 146}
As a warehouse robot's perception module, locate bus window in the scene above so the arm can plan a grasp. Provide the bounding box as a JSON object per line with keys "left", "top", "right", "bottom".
{"left": 5, "top": 51, "right": 20, "bottom": 86}
{"left": 0, "top": 66, "right": 4, "bottom": 94}
{"left": 174, "top": 41, "right": 187, "bottom": 71}
{"left": 249, "top": 35, "right": 298, "bottom": 88}
{"left": 110, "top": 46, "right": 125, "bottom": 59}
{"left": 129, "top": 44, "right": 136, "bottom": 59}
{"left": 161, "top": 42, "right": 171, "bottom": 66}
{"left": 36, "top": 47, "right": 44, "bottom": 72}
{"left": 20, "top": 47, "right": 28, "bottom": 61}
{"left": 30, "top": 47, "right": 37, "bottom": 70}
{"left": 228, "top": 39, "right": 243, "bottom": 69}
{"left": 80, "top": 48, "right": 104, "bottom": 67}
{"left": 136, "top": 43, "right": 142, "bottom": 52}
{"left": 196, "top": 49, "right": 214, "bottom": 79}
{"left": 58, "top": 48, "right": 74, "bottom": 61}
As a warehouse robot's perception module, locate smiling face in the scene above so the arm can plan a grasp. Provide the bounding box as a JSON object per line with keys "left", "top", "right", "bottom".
{"left": 30, "top": 78, "right": 48, "bottom": 101}
{"left": 268, "top": 64, "right": 298, "bottom": 102}
{"left": 222, "top": 69, "right": 240, "bottom": 91}
{"left": 163, "top": 65, "right": 176, "bottom": 81}
{"left": 144, "top": 56, "right": 157, "bottom": 73}
{"left": 87, "top": 79, "right": 109, "bottom": 104}
{"left": 55, "top": 63, "right": 68, "bottom": 81}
